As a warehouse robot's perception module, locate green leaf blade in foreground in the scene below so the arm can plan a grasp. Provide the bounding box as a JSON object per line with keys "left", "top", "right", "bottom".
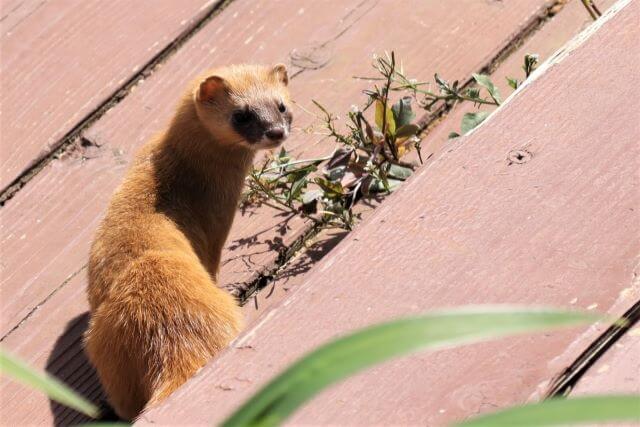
{"left": 457, "top": 395, "right": 640, "bottom": 427}
{"left": 0, "top": 349, "right": 100, "bottom": 418}
{"left": 221, "top": 307, "right": 597, "bottom": 427}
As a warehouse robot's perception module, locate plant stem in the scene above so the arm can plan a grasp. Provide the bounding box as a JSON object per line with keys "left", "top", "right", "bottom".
{"left": 581, "top": 0, "right": 599, "bottom": 20}
{"left": 380, "top": 54, "right": 399, "bottom": 160}
{"left": 391, "top": 81, "right": 500, "bottom": 107}
{"left": 249, "top": 174, "right": 292, "bottom": 209}
{"left": 261, "top": 155, "right": 333, "bottom": 173}
{"left": 421, "top": 90, "right": 499, "bottom": 106}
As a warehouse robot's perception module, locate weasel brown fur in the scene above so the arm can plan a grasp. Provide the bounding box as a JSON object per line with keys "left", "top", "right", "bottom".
{"left": 84, "top": 64, "right": 292, "bottom": 420}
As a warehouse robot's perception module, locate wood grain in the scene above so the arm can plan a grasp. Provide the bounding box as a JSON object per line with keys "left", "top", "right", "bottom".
{"left": 571, "top": 330, "right": 640, "bottom": 396}
{"left": 0, "top": 1, "right": 562, "bottom": 423}
{"left": 0, "top": 0, "right": 552, "bottom": 338}
{"left": 241, "top": 0, "right": 618, "bottom": 325}
{"left": 0, "top": 0, "right": 223, "bottom": 189}
{"left": 141, "top": 3, "right": 640, "bottom": 424}
{"left": 0, "top": 274, "right": 101, "bottom": 426}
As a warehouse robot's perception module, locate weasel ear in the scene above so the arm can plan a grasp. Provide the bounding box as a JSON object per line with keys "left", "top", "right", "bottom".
{"left": 197, "top": 75, "right": 226, "bottom": 102}
{"left": 271, "top": 63, "right": 289, "bottom": 86}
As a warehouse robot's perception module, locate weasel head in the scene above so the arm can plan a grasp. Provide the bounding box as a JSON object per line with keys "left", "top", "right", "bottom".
{"left": 193, "top": 64, "right": 292, "bottom": 150}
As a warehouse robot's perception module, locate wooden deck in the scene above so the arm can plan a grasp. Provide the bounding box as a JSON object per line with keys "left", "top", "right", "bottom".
{"left": 1, "top": 0, "right": 637, "bottom": 425}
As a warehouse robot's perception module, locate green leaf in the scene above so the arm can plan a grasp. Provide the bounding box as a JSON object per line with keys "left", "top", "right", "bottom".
{"left": 288, "top": 177, "right": 308, "bottom": 202}
{"left": 506, "top": 77, "right": 520, "bottom": 90}
{"left": 374, "top": 100, "right": 384, "bottom": 129}
{"left": 278, "top": 146, "right": 288, "bottom": 160}
{"left": 461, "top": 111, "right": 491, "bottom": 134}
{"left": 368, "top": 178, "right": 384, "bottom": 193}
{"left": 472, "top": 73, "right": 502, "bottom": 104}
{"left": 314, "top": 177, "right": 345, "bottom": 198}
{"left": 0, "top": 349, "right": 100, "bottom": 418}
{"left": 375, "top": 100, "right": 396, "bottom": 135}
{"left": 386, "top": 178, "right": 403, "bottom": 192}
{"left": 387, "top": 164, "right": 413, "bottom": 180}
{"left": 457, "top": 395, "right": 640, "bottom": 427}
{"left": 391, "top": 97, "right": 415, "bottom": 128}
{"left": 448, "top": 131, "right": 461, "bottom": 139}
{"left": 395, "top": 124, "right": 421, "bottom": 139}
{"left": 367, "top": 177, "right": 403, "bottom": 193}
{"left": 221, "top": 307, "right": 597, "bottom": 427}
{"left": 325, "top": 166, "right": 346, "bottom": 182}
{"left": 286, "top": 165, "right": 316, "bottom": 183}
{"left": 523, "top": 53, "right": 540, "bottom": 78}
{"left": 465, "top": 88, "right": 481, "bottom": 100}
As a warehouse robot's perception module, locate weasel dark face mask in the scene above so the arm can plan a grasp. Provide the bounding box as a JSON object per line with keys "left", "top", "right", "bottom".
{"left": 194, "top": 64, "right": 292, "bottom": 150}
{"left": 230, "top": 97, "right": 292, "bottom": 148}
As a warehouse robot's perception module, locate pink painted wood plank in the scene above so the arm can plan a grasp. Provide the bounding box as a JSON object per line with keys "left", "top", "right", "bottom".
{"left": 545, "top": 280, "right": 639, "bottom": 397}
{"left": 0, "top": 0, "right": 222, "bottom": 189}
{"left": 0, "top": 0, "right": 552, "bottom": 338}
{"left": 243, "top": 0, "right": 619, "bottom": 325}
{"left": 420, "top": 0, "right": 618, "bottom": 160}
{"left": 0, "top": 1, "right": 557, "bottom": 422}
{"left": 0, "top": 226, "right": 346, "bottom": 425}
{"left": 571, "top": 330, "right": 640, "bottom": 395}
{"left": 0, "top": 273, "right": 102, "bottom": 426}
{"left": 141, "top": 3, "right": 640, "bottom": 424}
{"left": 0, "top": 1, "right": 628, "bottom": 423}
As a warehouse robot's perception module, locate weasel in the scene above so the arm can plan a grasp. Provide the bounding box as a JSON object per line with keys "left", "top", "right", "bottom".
{"left": 84, "top": 64, "right": 292, "bottom": 421}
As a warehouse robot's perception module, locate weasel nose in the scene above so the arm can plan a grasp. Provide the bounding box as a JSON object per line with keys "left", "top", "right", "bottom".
{"left": 265, "top": 127, "right": 285, "bottom": 141}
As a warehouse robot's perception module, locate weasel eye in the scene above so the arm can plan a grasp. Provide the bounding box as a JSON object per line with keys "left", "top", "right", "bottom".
{"left": 232, "top": 109, "right": 254, "bottom": 125}
{"left": 278, "top": 102, "right": 287, "bottom": 113}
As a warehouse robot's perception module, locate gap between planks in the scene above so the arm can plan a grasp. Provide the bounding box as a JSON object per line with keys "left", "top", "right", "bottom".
{"left": 239, "top": 0, "right": 640, "bottom": 399}
{"left": 546, "top": 299, "right": 640, "bottom": 397}
{"left": 0, "top": 265, "right": 87, "bottom": 342}
{"left": 0, "top": 0, "right": 236, "bottom": 207}
{"left": 236, "top": 0, "right": 577, "bottom": 306}
{"left": 0, "top": 0, "right": 563, "bottom": 208}
{"left": 0, "top": 0, "right": 589, "bottom": 349}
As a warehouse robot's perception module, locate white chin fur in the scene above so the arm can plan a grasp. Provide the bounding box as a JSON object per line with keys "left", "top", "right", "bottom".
{"left": 254, "top": 130, "right": 288, "bottom": 149}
